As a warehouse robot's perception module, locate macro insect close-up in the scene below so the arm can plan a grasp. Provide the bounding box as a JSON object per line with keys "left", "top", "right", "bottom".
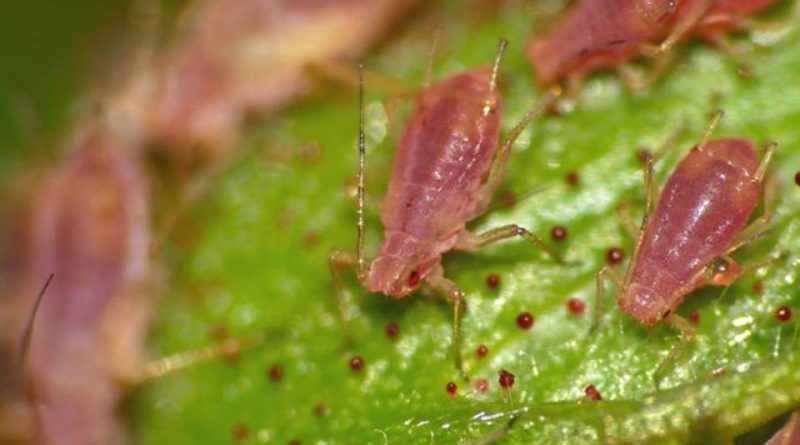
{"left": 1, "top": 0, "right": 799, "bottom": 444}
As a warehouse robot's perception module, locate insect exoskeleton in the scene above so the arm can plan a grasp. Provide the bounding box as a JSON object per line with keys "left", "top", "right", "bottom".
{"left": 329, "top": 38, "right": 566, "bottom": 379}
{"left": 595, "top": 109, "right": 777, "bottom": 385}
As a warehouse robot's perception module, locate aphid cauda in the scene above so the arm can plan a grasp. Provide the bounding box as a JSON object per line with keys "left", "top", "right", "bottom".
{"left": 527, "top": 0, "right": 780, "bottom": 91}
{"left": 4, "top": 121, "right": 259, "bottom": 445}
{"left": 329, "top": 40, "right": 563, "bottom": 377}
{"left": 595, "top": 110, "right": 776, "bottom": 385}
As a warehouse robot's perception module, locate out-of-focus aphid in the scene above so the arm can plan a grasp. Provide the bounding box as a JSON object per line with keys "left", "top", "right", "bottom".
{"left": 527, "top": 0, "right": 780, "bottom": 91}
{"left": 145, "top": 0, "right": 419, "bottom": 159}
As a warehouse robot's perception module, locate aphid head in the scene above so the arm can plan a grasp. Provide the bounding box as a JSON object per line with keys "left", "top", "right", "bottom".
{"left": 619, "top": 283, "right": 672, "bottom": 326}
{"left": 364, "top": 233, "right": 436, "bottom": 298}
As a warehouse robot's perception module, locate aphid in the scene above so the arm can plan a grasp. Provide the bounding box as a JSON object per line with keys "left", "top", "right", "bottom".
{"left": 145, "top": 0, "right": 420, "bottom": 158}
{"left": 6, "top": 121, "right": 259, "bottom": 444}
{"left": 527, "top": 0, "right": 779, "bottom": 91}
{"left": 329, "top": 40, "right": 563, "bottom": 377}
{"left": 595, "top": 110, "right": 776, "bottom": 384}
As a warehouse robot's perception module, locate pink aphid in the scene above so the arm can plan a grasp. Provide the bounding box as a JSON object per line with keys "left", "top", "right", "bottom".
{"left": 330, "top": 40, "right": 561, "bottom": 376}
{"left": 11, "top": 122, "right": 151, "bottom": 444}
{"left": 527, "top": 0, "right": 779, "bottom": 88}
{"left": 145, "top": 0, "right": 418, "bottom": 158}
{"left": 596, "top": 111, "right": 775, "bottom": 384}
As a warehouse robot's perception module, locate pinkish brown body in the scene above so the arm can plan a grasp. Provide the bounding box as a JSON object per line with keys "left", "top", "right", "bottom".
{"left": 527, "top": 0, "right": 778, "bottom": 85}
{"left": 13, "top": 123, "right": 151, "bottom": 444}
{"left": 364, "top": 69, "right": 500, "bottom": 297}
{"left": 620, "top": 138, "right": 762, "bottom": 325}
{"left": 144, "top": 0, "right": 418, "bottom": 157}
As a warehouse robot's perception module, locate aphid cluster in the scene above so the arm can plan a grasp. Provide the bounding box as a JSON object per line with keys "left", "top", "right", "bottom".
{"left": 1, "top": 0, "right": 793, "bottom": 443}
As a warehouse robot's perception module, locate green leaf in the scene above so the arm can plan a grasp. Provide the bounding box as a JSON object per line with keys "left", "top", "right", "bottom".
{"left": 131, "top": 3, "right": 800, "bottom": 444}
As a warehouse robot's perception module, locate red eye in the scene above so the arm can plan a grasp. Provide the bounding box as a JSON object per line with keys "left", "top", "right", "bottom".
{"left": 407, "top": 270, "right": 420, "bottom": 287}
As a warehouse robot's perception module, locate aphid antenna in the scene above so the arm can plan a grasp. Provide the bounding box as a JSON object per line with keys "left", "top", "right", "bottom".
{"left": 18, "top": 273, "right": 54, "bottom": 364}
{"left": 488, "top": 38, "right": 509, "bottom": 97}
{"left": 422, "top": 25, "right": 443, "bottom": 89}
{"left": 356, "top": 63, "right": 367, "bottom": 279}
{"left": 698, "top": 108, "right": 724, "bottom": 152}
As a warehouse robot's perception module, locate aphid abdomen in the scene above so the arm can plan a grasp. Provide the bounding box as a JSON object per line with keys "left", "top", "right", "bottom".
{"left": 527, "top": 0, "right": 660, "bottom": 84}
{"left": 622, "top": 138, "right": 761, "bottom": 324}
{"left": 381, "top": 69, "right": 501, "bottom": 239}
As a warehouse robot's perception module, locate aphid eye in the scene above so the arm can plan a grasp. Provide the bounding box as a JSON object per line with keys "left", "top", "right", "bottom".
{"left": 407, "top": 270, "right": 421, "bottom": 287}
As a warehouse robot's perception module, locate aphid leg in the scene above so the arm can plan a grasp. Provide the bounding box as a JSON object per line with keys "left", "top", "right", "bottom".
{"left": 641, "top": 123, "right": 687, "bottom": 225}
{"left": 616, "top": 63, "right": 646, "bottom": 91}
{"left": 424, "top": 274, "right": 467, "bottom": 380}
{"left": 653, "top": 314, "right": 695, "bottom": 387}
{"left": 616, "top": 203, "right": 640, "bottom": 240}
{"left": 473, "top": 89, "right": 559, "bottom": 211}
{"left": 457, "top": 224, "right": 567, "bottom": 264}
{"left": 462, "top": 415, "right": 519, "bottom": 445}
{"left": 131, "top": 331, "right": 266, "bottom": 383}
{"left": 566, "top": 72, "right": 584, "bottom": 98}
{"left": 705, "top": 33, "right": 745, "bottom": 58}
{"left": 592, "top": 265, "right": 625, "bottom": 332}
{"left": 725, "top": 174, "right": 776, "bottom": 254}
{"left": 642, "top": 0, "right": 713, "bottom": 56}
{"left": 328, "top": 248, "right": 359, "bottom": 342}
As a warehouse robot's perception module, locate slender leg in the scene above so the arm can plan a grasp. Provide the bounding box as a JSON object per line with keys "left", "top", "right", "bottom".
{"left": 472, "top": 88, "right": 560, "bottom": 211}
{"left": 425, "top": 274, "right": 468, "bottom": 380}
{"left": 457, "top": 224, "right": 567, "bottom": 264}
{"left": 725, "top": 175, "right": 775, "bottom": 254}
{"left": 132, "top": 332, "right": 265, "bottom": 383}
{"left": 641, "top": 122, "right": 686, "bottom": 224}
{"left": 653, "top": 314, "right": 695, "bottom": 387}
{"left": 593, "top": 265, "right": 625, "bottom": 332}
{"left": 328, "top": 248, "right": 358, "bottom": 342}
{"left": 641, "top": 0, "right": 713, "bottom": 57}
{"left": 616, "top": 63, "right": 646, "bottom": 90}
{"left": 616, "top": 203, "right": 640, "bottom": 240}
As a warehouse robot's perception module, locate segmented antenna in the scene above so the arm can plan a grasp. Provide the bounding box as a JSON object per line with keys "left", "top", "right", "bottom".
{"left": 488, "top": 38, "right": 509, "bottom": 95}
{"left": 19, "top": 274, "right": 54, "bottom": 364}
{"left": 356, "top": 64, "right": 366, "bottom": 278}
{"left": 422, "top": 26, "right": 443, "bottom": 88}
